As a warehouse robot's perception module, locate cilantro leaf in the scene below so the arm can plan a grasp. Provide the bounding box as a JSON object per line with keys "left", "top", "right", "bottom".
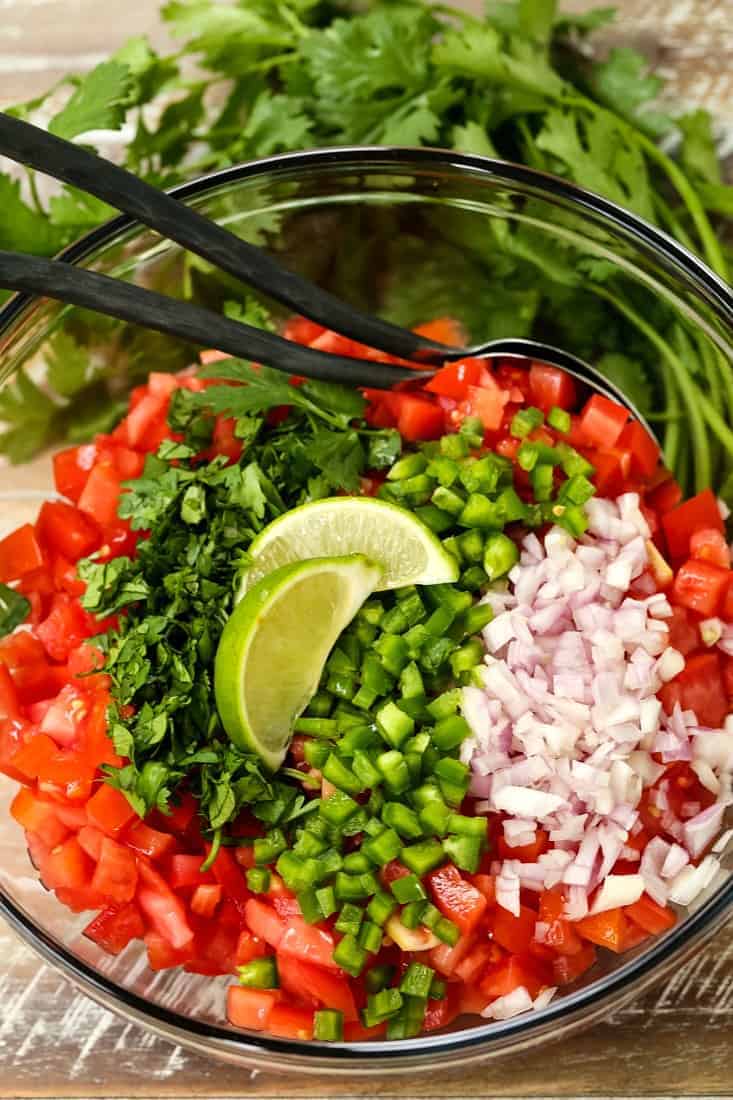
{"left": 0, "top": 584, "right": 30, "bottom": 638}
{"left": 0, "top": 177, "right": 66, "bottom": 255}
{"left": 48, "top": 60, "right": 134, "bottom": 140}
{"left": 678, "top": 109, "right": 722, "bottom": 186}
{"left": 304, "top": 428, "right": 365, "bottom": 492}
{"left": 596, "top": 352, "right": 653, "bottom": 416}
{"left": 589, "top": 47, "right": 672, "bottom": 137}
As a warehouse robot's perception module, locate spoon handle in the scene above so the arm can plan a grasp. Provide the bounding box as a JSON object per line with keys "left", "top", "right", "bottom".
{"left": 0, "top": 250, "right": 430, "bottom": 389}
{"left": 0, "top": 113, "right": 453, "bottom": 365}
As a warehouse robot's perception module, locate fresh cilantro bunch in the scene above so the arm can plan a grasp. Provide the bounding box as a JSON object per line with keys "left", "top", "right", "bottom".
{"left": 1, "top": 0, "right": 732, "bottom": 493}
{"left": 78, "top": 361, "right": 400, "bottom": 834}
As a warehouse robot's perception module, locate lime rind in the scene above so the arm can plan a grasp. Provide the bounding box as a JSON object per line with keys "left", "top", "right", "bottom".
{"left": 238, "top": 496, "right": 458, "bottom": 599}
{"left": 215, "top": 554, "right": 382, "bottom": 770}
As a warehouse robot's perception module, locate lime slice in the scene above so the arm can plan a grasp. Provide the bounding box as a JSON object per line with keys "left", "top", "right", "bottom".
{"left": 239, "top": 497, "right": 459, "bottom": 597}
{"left": 215, "top": 554, "right": 382, "bottom": 769}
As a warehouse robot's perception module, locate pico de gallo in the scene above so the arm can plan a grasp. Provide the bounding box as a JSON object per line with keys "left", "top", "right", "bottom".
{"left": 0, "top": 314, "right": 730, "bottom": 1043}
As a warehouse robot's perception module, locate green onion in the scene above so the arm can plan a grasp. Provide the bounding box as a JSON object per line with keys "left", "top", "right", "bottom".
{"left": 238, "top": 957, "right": 278, "bottom": 989}
{"left": 245, "top": 867, "right": 271, "bottom": 893}
{"left": 390, "top": 874, "right": 427, "bottom": 904}
{"left": 314, "top": 1009, "right": 343, "bottom": 1042}
{"left": 483, "top": 532, "right": 519, "bottom": 582}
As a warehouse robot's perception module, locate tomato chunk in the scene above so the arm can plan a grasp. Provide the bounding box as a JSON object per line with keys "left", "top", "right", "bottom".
{"left": 672, "top": 558, "right": 731, "bottom": 617}
{"left": 277, "top": 955, "right": 358, "bottom": 1020}
{"left": 578, "top": 394, "right": 629, "bottom": 447}
{"left": 227, "top": 987, "right": 280, "bottom": 1031}
{"left": 0, "top": 524, "right": 44, "bottom": 583}
{"left": 662, "top": 488, "right": 723, "bottom": 561}
{"left": 36, "top": 501, "right": 100, "bottom": 562}
{"left": 425, "top": 359, "right": 484, "bottom": 400}
{"left": 617, "top": 420, "right": 660, "bottom": 478}
{"left": 529, "top": 363, "right": 577, "bottom": 412}
{"left": 84, "top": 902, "right": 145, "bottom": 954}
{"left": 91, "top": 837, "right": 139, "bottom": 904}
{"left": 690, "top": 527, "right": 731, "bottom": 569}
{"left": 78, "top": 463, "right": 122, "bottom": 527}
{"left": 278, "top": 917, "right": 338, "bottom": 971}
{"left": 394, "top": 394, "right": 445, "bottom": 442}
{"left": 492, "top": 904, "right": 537, "bottom": 955}
{"left": 576, "top": 908, "right": 628, "bottom": 953}
{"left": 427, "top": 863, "right": 487, "bottom": 937}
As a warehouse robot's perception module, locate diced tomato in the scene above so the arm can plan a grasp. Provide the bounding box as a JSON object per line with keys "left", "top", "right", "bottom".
{"left": 11, "top": 787, "right": 68, "bottom": 848}
{"left": 662, "top": 489, "right": 724, "bottom": 561}
{"left": 425, "top": 864, "right": 486, "bottom": 938}
{"left": 647, "top": 476, "right": 682, "bottom": 516}
{"left": 210, "top": 416, "right": 242, "bottom": 464}
{"left": 413, "top": 317, "right": 465, "bottom": 346}
{"left": 422, "top": 985, "right": 461, "bottom": 1032}
{"left": 480, "top": 954, "right": 546, "bottom": 1000}
{"left": 429, "top": 933, "right": 477, "bottom": 977}
{"left": 165, "top": 791, "right": 198, "bottom": 833}
{"left": 470, "top": 874, "right": 496, "bottom": 905}
{"left": 492, "top": 904, "right": 537, "bottom": 955}
{"left": 167, "top": 853, "right": 214, "bottom": 891}
{"left": 278, "top": 918, "right": 338, "bottom": 972}
{"left": 266, "top": 1003, "right": 314, "bottom": 1040}
{"left": 277, "top": 955, "right": 358, "bottom": 1020}
{"left": 0, "top": 664, "right": 21, "bottom": 723}
{"left": 54, "top": 884, "right": 107, "bottom": 912}
{"left": 145, "top": 930, "right": 195, "bottom": 971}
{"left": 78, "top": 825, "right": 104, "bottom": 861}
{"left": 38, "top": 684, "right": 88, "bottom": 748}
{"left": 553, "top": 942, "right": 597, "bottom": 985}
{"left": 36, "top": 593, "right": 94, "bottom": 662}
{"left": 497, "top": 828, "right": 549, "bottom": 863}
{"left": 578, "top": 394, "right": 629, "bottom": 448}
{"left": 617, "top": 420, "right": 660, "bottom": 478}
{"left": 227, "top": 986, "right": 280, "bottom": 1031}
{"left": 591, "top": 449, "right": 629, "bottom": 497}
{"left": 10, "top": 731, "right": 58, "bottom": 783}
{"left": 625, "top": 894, "right": 677, "bottom": 935}
{"left": 667, "top": 606, "right": 700, "bottom": 656}
{"left": 78, "top": 463, "right": 123, "bottom": 527}
{"left": 84, "top": 902, "right": 144, "bottom": 954}
{"left": 343, "top": 1019, "right": 388, "bottom": 1040}
{"left": 137, "top": 866, "right": 194, "bottom": 951}
{"left": 125, "top": 820, "right": 176, "bottom": 861}
{"left": 37, "top": 749, "right": 95, "bottom": 803}
{"left": 282, "top": 316, "right": 325, "bottom": 346}
{"left": 42, "top": 836, "right": 93, "bottom": 891}
{"left": 0, "top": 524, "right": 44, "bottom": 584}
{"left": 529, "top": 363, "right": 577, "bottom": 412}
{"left": 124, "top": 393, "right": 169, "bottom": 450}
{"left": 245, "top": 898, "right": 286, "bottom": 948}
{"left": 464, "top": 378, "right": 509, "bottom": 432}
{"left": 454, "top": 942, "right": 495, "bottom": 984}
{"left": 84, "top": 783, "right": 137, "bottom": 838}
{"left": 672, "top": 558, "right": 731, "bottom": 617}
{"left": 190, "top": 884, "right": 223, "bottom": 919}
{"left": 576, "top": 908, "right": 628, "bottom": 953}
{"left": 53, "top": 445, "right": 97, "bottom": 502}
{"left": 425, "top": 359, "right": 485, "bottom": 400}
{"left": 668, "top": 650, "right": 727, "bottom": 728}
{"left": 36, "top": 501, "right": 101, "bottom": 562}
{"left": 690, "top": 527, "right": 731, "bottom": 569}
{"left": 209, "top": 845, "right": 249, "bottom": 917}
{"left": 184, "top": 922, "right": 238, "bottom": 975}
{"left": 91, "top": 837, "right": 138, "bottom": 904}
{"left": 392, "top": 394, "right": 445, "bottom": 442}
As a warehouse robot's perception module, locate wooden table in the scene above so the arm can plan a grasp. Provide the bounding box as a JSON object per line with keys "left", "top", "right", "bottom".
{"left": 1, "top": 2, "right": 732, "bottom": 1097}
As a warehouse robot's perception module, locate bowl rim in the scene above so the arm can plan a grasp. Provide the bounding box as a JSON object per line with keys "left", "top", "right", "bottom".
{"left": 0, "top": 146, "right": 731, "bottom": 1067}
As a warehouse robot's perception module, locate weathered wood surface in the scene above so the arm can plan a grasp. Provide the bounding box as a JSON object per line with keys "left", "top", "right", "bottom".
{"left": 0, "top": 1, "right": 732, "bottom": 1096}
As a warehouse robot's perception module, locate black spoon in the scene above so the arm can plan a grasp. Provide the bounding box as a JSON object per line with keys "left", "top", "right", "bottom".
{"left": 0, "top": 114, "right": 655, "bottom": 432}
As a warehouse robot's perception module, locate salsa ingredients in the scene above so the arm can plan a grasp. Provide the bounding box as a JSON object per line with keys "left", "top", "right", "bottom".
{"left": 215, "top": 554, "right": 382, "bottom": 769}
{"left": 239, "top": 496, "right": 460, "bottom": 596}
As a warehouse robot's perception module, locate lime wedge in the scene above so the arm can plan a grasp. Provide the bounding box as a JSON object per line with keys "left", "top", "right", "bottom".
{"left": 239, "top": 497, "right": 458, "bottom": 598}
{"left": 215, "top": 555, "right": 382, "bottom": 769}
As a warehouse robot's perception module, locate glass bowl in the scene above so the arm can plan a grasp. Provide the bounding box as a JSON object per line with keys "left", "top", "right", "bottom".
{"left": 0, "top": 148, "right": 731, "bottom": 1075}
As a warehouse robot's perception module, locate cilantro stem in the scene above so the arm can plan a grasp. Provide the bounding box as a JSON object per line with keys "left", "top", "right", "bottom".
{"left": 569, "top": 94, "right": 729, "bottom": 281}
{"left": 698, "top": 390, "right": 733, "bottom": 457}
{"left": 590, "top": 285, "right": 711, "bottom": 492}
{"left": 661, "top": 373, "right": 682, "bottom": 475}
{"left": 200, "top": 827, "right": 222, "bottom": 873}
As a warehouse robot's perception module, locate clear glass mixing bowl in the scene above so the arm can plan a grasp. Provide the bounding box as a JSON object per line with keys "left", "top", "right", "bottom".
{"left": 0, "top": 149, "right": 731, "bottom": 1074}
